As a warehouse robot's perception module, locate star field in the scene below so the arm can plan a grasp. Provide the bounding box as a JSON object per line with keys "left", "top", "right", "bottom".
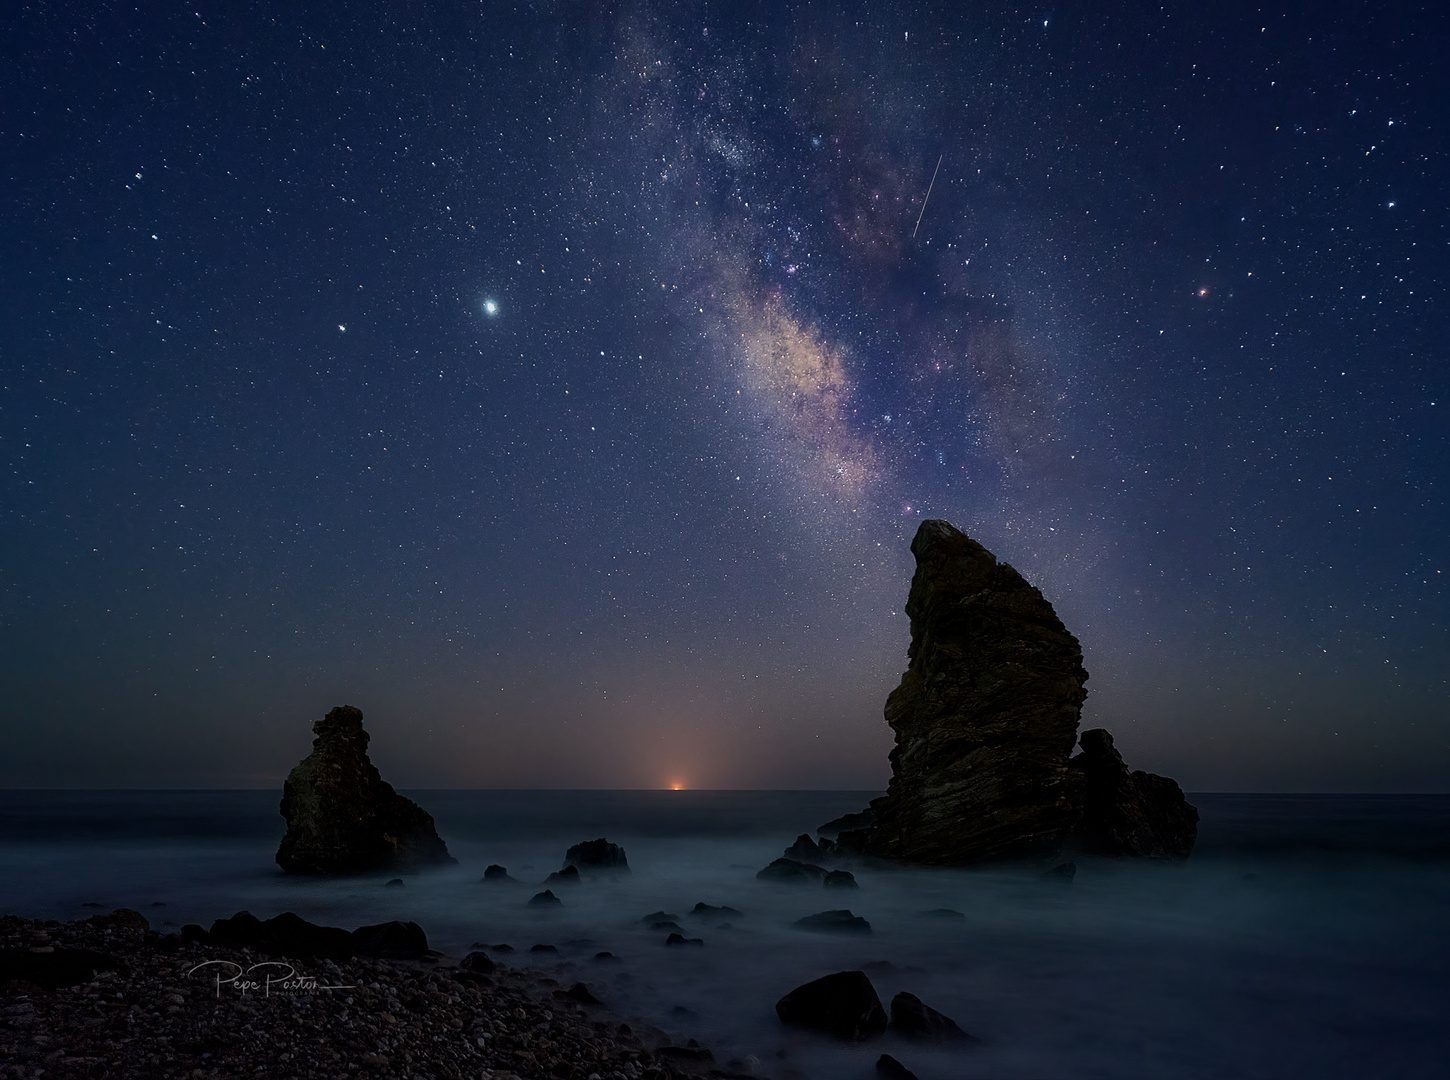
{"left": 1, "top": 1, "right": 1445, "bottom": 790}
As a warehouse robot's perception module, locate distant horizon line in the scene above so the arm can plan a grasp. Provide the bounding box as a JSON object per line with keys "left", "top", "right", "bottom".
{"left": 1, "top": 787, "right": 1448, "bottom": 797}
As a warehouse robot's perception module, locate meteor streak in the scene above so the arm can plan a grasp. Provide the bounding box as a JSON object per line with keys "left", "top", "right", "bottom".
{"left": 912, "top": 154, "right": 943, "bottom": 239}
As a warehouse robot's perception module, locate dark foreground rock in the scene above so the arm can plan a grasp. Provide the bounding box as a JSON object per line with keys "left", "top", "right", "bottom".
{"left": 0, "top": 908, "right": 734, "bottom": 1080}
{"left": 840, "top": 519, "right": 1196, "bottom": 864}
{"left": 776, "top": 969, "right": 888, "bottom": 1040}
{"left": 0, "top": 947, "right": 120, "bottom": 989}
{"left": 1069, "top": 728, "right": 1199, "bottom": 857}
{"left": 889, "top": 991, "right": 975, "bottom": 1042}
{"left": 564, "top": 837, "right": 631, "bottom": 874}
{"left": 275, "top": 705, "right": 456, "bottom": 875}
{"left": 206, "top": 911, "right": 355, "bottom": 961}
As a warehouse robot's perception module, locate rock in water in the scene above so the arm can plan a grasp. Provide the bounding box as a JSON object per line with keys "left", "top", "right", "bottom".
{"left": 776, "top": 970, "right": 889, "bottom": 1040}
{"left": 563, "top": 838, "right": 630, "bottom": 874}
{"left": 889, "top": 991, "right": 976, "bottom": 1042}
{"left": 856, "top": 521, "right": 1090, "bottom": 863}
{"left": 1069, "top": 729, "right": 1198, "bottom": 857}
{"left": 845, "top": 521, "right": 1196, "bottom": 864}
{"left": 276, "top": 705, "right": 455, "bottom": 874}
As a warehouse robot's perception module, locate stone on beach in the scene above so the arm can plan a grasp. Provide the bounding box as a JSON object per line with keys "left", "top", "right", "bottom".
{"left": 206, "top": 910, "right": 355, "bottom": 961}
{"left": 0, "top": 946, "right": 122, "bottom": 989}
{"left": 352, "top": 920, "right": 429, "bottom": 960}
{"left": 776, "top": 969, "right": 889, "bottom": 1040}
{"left": 275, "top": 705, "right": 455, "bottom": 875}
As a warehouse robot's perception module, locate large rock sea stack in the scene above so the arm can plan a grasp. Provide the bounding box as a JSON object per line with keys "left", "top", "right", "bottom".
{"left": 847, "top": 520, "right": 1196, "bottom": 863}
{"left": 276, "top": 705, "right": 456, "bottom": 874}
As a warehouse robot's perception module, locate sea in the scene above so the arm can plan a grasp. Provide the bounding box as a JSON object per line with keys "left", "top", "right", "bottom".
{"left": 2, "top": 790, "right": 1447, "bottom": 1079}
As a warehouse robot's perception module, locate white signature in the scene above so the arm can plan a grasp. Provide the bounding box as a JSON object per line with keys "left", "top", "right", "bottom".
{"left": 187, "top": 960, "right": 354, "bottom": 998}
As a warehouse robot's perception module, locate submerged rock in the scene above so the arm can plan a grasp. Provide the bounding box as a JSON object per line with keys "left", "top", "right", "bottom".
{"left": 528, "top": 890, "right": 563, "bottom": 908}
{"left": 1068, "top": 729, "right": 1198, "bottom": 857}
{"left": 784, "top": 833, "right": 839, "bottom": 862}
{"left": 776, "top": 970, "right": 888, "bottom": 1040}
{"left": 889, "top": 991, "right": 976, "bottom": 1042}
{"left": 822, "top": 869, "right": 859, "bottom": 889}
{"left": 275, "top": 705, "right": 455, "bottom": 875}
{"left": 544, "top": 865, "right": 582, "bottom": 887}
{"left": 876, "top": 1054, "right": 919, "bottom": 1080}
{"left": 563, "top": 838, "right": 630, "bottom": 874}
{"left": 482, "top": 864, "right": 517, "bottom": 883}
{"left": 690, "top": 902, "right": 742, "bottom": 919}
{"left": 794, "top": 909, "right": 872, "bottom": 934}
{"left": 756, "top": 857, "right": 827, "bottom": 883}
{"left": 840, "top": 520, "right": 1196, "bottom": 864}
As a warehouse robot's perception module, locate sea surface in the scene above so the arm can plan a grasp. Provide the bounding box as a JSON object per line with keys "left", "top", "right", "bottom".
{"left": 2, "top": 790, "right": 1448, "bottom": 1079}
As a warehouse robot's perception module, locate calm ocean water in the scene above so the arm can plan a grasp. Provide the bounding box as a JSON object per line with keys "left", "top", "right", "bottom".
{"left": 2, "top": 790, "right": 1447, "bottom": 1079}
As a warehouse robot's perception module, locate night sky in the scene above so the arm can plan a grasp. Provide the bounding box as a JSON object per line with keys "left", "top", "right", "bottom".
{"left": 3, "top": 1, "right": 1446, "bottom": 791}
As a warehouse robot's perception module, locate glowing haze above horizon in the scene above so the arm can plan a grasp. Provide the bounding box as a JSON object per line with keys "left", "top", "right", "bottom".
{"left": 2, "top": 2, "right": 1446, "bottom": 791}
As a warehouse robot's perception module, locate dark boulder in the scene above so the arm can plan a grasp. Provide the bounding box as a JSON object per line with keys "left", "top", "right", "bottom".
{"left": 776, "top": 970, "right": 888, "bottom": 1040}
{"left": 0, "top": 948, "right": 121, "bottom": 989}
{"left": 482, "top": 864, "right": 516, "bottom": 883}
{"left": 665, "top": 932, "right": 704, "bottom": 946}
{"left": 793, "top": 910, "right": 872, "bottom": 934}
{"left": 889, "top": 991, "right": 976, "bottom": 1042}
{"left": 823, "top": 869, "right": 859, "bottom": 889}
{"left": 918, "top": 908, "right": 966, "bottom": 920}
{"left": 528, "top": 889, "right": 562, "bottom": 907}
{"left": 756, "top": 858, "right": 826, "bottom": 884}
{"left": 563, "top": 838, "right": 630, "bottom": 874}
{"left": 352, "top": 920, "right": 428, "bottom": 960}
{"left": 276, "top": 706, "right": 455, "bottom": 875}
{"left": 560, "top": 982, "right": 601, "bottom": 1004}
{"left": 1068, "top": 729, "right": 1198, "bottom": 858}
{"left": 207, "top": 911, "right": 355, "bottom": 962}
{"left": 459, "top": 950, "right": 496, "bottom": 973}
{"left": 530, "top": 943, "right": 559, "bottom": 954}
{"left": 876, "top": 1055, "right": 919, "bottom": 1080}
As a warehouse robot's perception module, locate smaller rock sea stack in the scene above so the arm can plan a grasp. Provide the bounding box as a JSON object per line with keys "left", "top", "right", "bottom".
{"left": 276, "top": 705, "right": 456, "bottom": 874}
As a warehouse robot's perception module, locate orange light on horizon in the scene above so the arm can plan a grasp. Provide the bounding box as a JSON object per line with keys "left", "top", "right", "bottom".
{"left": 668, "top": 780, "right": 686, "bottom": 791}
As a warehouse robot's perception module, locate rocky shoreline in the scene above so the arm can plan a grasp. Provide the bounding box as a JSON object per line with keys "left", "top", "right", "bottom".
{"left": 1, "top": 908, "right": 751, "bottom": 1080}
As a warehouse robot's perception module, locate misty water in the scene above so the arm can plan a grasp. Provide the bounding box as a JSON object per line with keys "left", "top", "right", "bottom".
{"left": 2, "top": 790, "right": 1447, "bottom": 1079}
